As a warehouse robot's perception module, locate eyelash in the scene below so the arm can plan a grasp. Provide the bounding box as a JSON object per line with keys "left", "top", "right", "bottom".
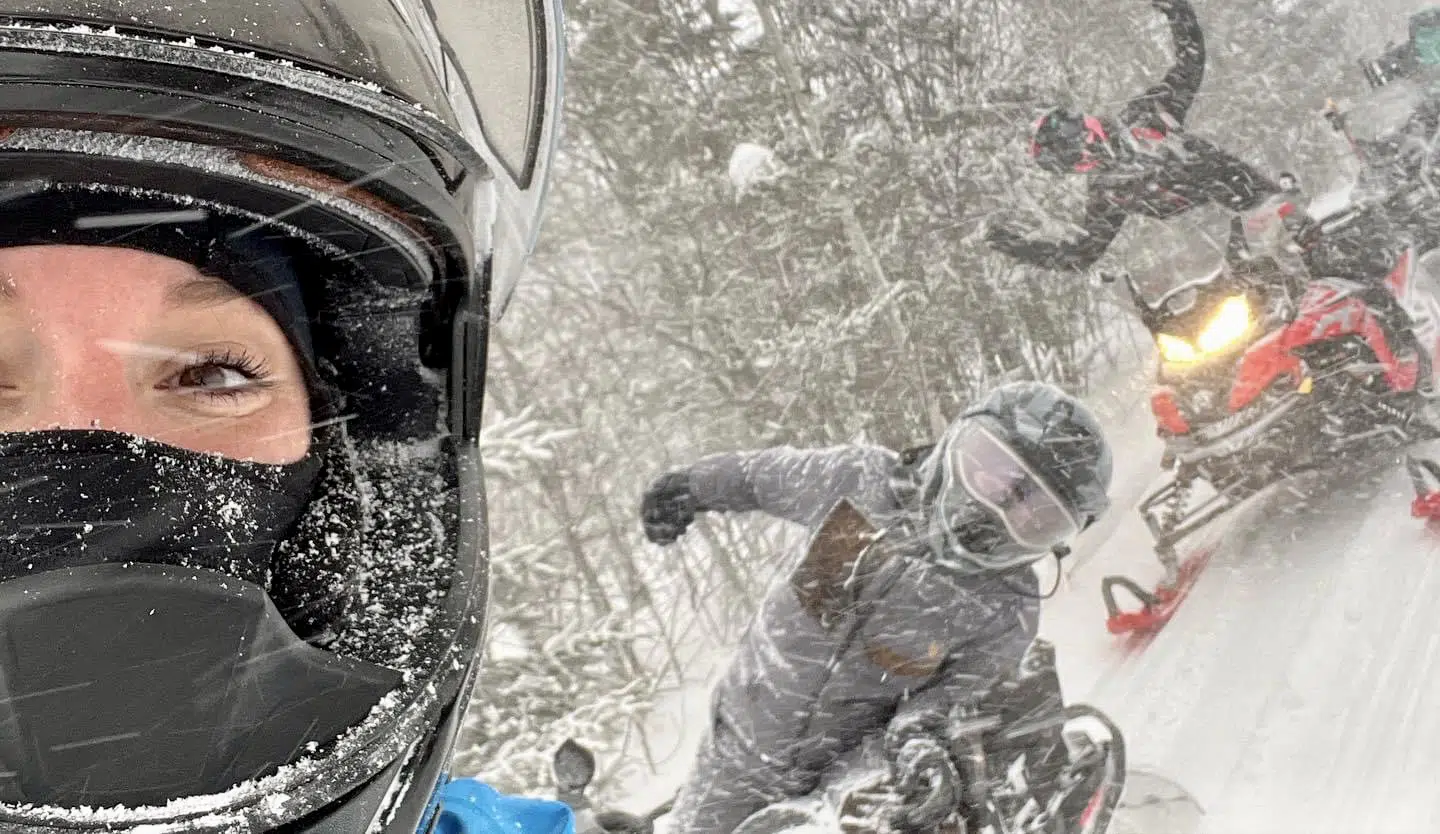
{"left": 199, "top": 348, "right": 270, "bottom": 379}
{"left": 182, "top": 349, "right": 276, "bottom": 400}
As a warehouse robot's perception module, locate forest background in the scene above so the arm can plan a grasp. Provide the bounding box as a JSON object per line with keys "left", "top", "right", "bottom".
{"left": 457, "top": 0, "right": 1423, "bottom": 800}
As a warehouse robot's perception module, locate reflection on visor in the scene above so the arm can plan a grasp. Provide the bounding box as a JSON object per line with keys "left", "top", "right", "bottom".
{"left": 947, "top": 424, "right": 1081, "bottom": 551}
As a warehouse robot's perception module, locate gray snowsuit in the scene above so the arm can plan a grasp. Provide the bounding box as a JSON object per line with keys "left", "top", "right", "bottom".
{"left": 667, "top": 444, "right": 1042, "bottom": 834}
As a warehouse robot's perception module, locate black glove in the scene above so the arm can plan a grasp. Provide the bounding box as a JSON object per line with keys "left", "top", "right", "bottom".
{"left": 888, "top": 736, "right": 962, "bottom": 831}
{"left": 640, "top": 471, "right": 697, "bottom": 545}
{"left": 593, "top": 810, "right": 654, "bottom": 834}
{"left": 884, "top": 710, "right": 962, "bottom": 831}
{"left": 1280, "top": 206, "right": 1322, "bottom": 251}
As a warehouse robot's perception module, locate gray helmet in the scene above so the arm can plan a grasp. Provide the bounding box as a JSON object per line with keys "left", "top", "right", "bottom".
{"left": 920, "top": 382, "right": 1113, "bottom": 572}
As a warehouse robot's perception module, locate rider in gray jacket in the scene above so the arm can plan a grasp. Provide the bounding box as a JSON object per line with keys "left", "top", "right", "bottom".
{"left": 641, "top": 381, "right": 1114, "bottom": 833}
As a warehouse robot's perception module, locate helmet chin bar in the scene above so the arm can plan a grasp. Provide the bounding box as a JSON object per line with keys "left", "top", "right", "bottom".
{"left": 0, "top": 564, "right": 399, "bottom": 811}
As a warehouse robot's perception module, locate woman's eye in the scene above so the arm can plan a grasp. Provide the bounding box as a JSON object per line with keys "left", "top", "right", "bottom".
{"left": 161, "top": 350, "right": 274, "bottom": 400}
{"left": 176, "top": 364, "right": 256, "bottom": 392}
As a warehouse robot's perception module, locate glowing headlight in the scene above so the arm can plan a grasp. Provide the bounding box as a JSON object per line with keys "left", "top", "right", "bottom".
{"left": 1157, "top": 333, "right": 1199, "bottom": 363}
{"left": 1156, "top": 295, "right": 1254, "bottom": 365}
{"left": 1197, "top": 295, "right": 1253, "bottom": 354}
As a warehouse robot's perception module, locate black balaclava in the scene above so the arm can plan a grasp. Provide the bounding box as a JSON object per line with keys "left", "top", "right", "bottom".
{"left": 0, "top": 431, "right": 321, "bottom": 587}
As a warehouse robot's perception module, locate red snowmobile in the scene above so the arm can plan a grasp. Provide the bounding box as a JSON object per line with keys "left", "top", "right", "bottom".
{"left": 1101, "top": 200, "right": 1440, "bottom": 636}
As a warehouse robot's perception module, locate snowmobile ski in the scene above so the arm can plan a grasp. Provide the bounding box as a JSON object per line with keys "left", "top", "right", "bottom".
{"left": 1100, "top": 545, "right": 1216, "bottom": 636}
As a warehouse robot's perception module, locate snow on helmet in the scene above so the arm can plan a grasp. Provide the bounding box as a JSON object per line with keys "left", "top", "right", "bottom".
{"left": 0, "top": 0, "right": 562, "bottom": 830}
{"left": 920, "top": 382, "right": 1112, "bottom": 572}
{"left": 1030, "top": 107, "right": 1112, "bottom": 174}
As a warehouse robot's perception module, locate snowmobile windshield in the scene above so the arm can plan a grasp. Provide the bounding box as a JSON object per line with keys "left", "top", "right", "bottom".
{"left": 1417, "top": 26, "right": 1440, "bottom": 65}
{"left": 946, "top": 423, "right": 1081, "bottom": 552}
{"left": 1343, "top": 76, "right": 1433, "bottom": 143}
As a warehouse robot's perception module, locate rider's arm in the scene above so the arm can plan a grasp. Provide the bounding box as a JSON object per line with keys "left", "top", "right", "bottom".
{"left": 1121, "top": 0, "right": 1206, "bottom": 130}
{"left": 685, "top": 445, "right": 900, "bottom": 528}
{"left": 1181, "top": 136, "right": 1282, "bottom": 213}
{"left": 987, "top": 188, "right": 1129, "bottom": 272}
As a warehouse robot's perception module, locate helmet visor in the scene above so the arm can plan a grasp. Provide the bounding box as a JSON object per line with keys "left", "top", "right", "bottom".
{"left": 945, "top": 422, "right": 1081, "bottom": 551}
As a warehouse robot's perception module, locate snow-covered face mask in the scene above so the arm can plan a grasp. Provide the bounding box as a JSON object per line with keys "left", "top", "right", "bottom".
{"left": 0, "top": 430, "right": 320, "bottom": 585}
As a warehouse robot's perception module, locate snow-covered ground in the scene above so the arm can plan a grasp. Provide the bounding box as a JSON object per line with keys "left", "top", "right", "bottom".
{"left": 608, "top": 317, "right": 1440, "bottom": 832}
{"left": 1070, "top": 444, "right": 1440, "bottom": 834}
{"left": 1037, "top": 367, "right": 1440, "bottom": 830}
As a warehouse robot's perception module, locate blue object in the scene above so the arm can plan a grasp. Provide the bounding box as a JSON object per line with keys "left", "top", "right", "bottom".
{"left": 420, "top": 778, "right": 576, "bottom": 834}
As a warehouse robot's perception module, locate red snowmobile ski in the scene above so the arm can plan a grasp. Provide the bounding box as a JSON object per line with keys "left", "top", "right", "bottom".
{"left": 1101, "top": 546, "right": 1215, "bottom": 637}
{"left": 1101, "top": 196, "right": 1440, "bottom": 636}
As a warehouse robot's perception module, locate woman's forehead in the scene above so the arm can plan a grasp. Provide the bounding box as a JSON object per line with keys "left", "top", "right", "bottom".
{"left": 0, "top": 245, "right": 233, "bottom": 303}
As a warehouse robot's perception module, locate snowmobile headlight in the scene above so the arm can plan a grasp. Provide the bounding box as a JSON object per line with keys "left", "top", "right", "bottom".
{"left": 1157, "top": 333, "right": 1200, "bottom": 364}
{"left": 1196, "top": 295, "right": 1253, "bottom": 355}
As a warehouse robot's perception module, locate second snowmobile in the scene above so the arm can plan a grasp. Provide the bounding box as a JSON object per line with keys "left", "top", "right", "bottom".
{"left": 1101, "top": 190, "right": 1440, "bottom": 635}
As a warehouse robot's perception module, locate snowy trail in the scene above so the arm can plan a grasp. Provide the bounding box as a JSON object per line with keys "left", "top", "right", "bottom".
{"left": 1052, "top": 449, "right": 1440, "bottom": 833}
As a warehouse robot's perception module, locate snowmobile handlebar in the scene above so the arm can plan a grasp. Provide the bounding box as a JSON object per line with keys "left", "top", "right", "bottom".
{"left": 588, "top": 804, "right": 673, "bottom": 834}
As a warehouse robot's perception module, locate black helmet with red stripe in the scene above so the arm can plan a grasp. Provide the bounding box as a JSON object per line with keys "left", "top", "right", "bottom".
{"left": 1030, "top": 107, "right": 1114, "bottom": 174}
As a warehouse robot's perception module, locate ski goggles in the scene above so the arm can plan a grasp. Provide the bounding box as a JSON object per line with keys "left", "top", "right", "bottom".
{"left": 944, "top": 422, "right": 1082, "bottom": 552}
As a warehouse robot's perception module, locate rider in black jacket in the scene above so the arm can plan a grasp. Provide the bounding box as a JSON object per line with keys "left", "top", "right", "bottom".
{"left": 985, "top": 0, "right": 1279, "bottom": 272}
{"left": 987, "top": 0, "right": 1435, "bottom": 395}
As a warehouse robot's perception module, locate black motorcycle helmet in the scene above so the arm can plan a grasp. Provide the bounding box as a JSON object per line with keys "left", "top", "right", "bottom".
{"left": 0, "top": 0, "right": 562, "bottom": 830}
{"left": 1029, "top": 107, "right": 1114, "bottom": 174}
{"left": 919, "top": 381, "right": 1112, "bottom": 571}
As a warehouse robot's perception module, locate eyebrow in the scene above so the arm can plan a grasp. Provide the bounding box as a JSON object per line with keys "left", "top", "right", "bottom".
{"left": 163, "top": 277, "right": 245, "bottom": 309}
